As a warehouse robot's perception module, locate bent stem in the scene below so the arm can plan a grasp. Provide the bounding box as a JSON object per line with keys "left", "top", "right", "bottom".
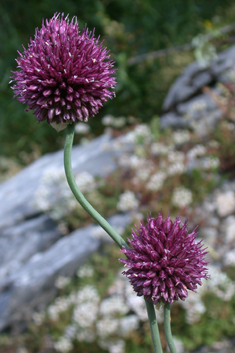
{"left": 164, "top": 302, "right": 177, "bottom": 353}
{"left": 64, "top": 123, "right": 127, "bottom": 249}
{"left": 64, "top": 123, "right": 163, "bottom": 353}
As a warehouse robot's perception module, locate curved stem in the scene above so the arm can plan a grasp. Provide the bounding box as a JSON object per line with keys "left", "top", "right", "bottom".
{"left": 64, "top": 123, "right": 163, "bottom": 353}
{"left": 145, "top": 301, "right": 163, "bottom": 353}
{"left": 64, "top": 123, "right": 128, "bottom": 249}
{"left": 164, "top": 302, "right": 178, "bottom": 353}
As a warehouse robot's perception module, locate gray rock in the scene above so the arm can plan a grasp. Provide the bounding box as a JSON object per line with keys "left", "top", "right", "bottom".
{"left": 0, "top": 213, "right": 132, "bottom": 331}
{"left": 0, "top": 215, "right": 60, "bottom": 289}
{"left": 176, "top": 93, "right": 217, "bottom": 117}
{"left": 162, "top": 45, "right": 235, "bottom": 112}
{"left": 160, "top": 112, "right": 190, "bottom": 129}
{"left": 191, "top": 109, "right": 223, "bottom": 137}
{"left": 192, "top": 71, "right": 211, "bottom": 89}
{"left": 0, "top": 132, "right": 133, "bottom": 331}
{"left": 0, "top": 133, "right": 119, "bottom": 231}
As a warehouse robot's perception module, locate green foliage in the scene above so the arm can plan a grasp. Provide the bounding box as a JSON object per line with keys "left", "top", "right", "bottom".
{"left": 214, "top": 120, "right": 235, "bottom": 173}
{"left": 180, "top": 293, "right": 235, "bottom": 350}
{"left": 150, "top": 116, "right": 161, "bottom": 140}
{"left": 182, "top": 167, "right": 219, "bottom": 204}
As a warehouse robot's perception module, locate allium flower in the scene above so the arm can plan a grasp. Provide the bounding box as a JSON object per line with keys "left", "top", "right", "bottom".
{"left": 119, "top": 212, "right": 209, "bottom": 304}
{"left": 11, "top": 13, "right": 116, "bottom": 130}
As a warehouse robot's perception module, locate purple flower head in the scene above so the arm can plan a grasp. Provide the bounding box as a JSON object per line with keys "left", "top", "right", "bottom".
{"left": 120, "top": 212, "right": 209, "bottom": 305}
{"left": 11, "top": 13, "right": 116, "bottom": 130}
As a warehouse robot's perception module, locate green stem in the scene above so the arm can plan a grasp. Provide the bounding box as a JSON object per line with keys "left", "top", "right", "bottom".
{"left": 164, "top": 302, "right": 178, "bottom": 353}
{"left": 64, "top": 123, "right": 163, "bottom": 353}
{"left": 145, "top": 301, "right": 163, "bottom": 353}
{"left": 64, "top": 123, "right": 128, "bottom": 249}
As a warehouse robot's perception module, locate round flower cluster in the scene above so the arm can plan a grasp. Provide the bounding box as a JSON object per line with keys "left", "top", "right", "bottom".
{"left": 120, "top": 212, "right": 209, "bottom": 304}
{"left": 11, "top": 13, "right": 116, "bottom": 129}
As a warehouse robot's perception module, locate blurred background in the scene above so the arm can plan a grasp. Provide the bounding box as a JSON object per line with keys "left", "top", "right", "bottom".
{"left": 1, "top": 1, "right": 235, "bottom": 353}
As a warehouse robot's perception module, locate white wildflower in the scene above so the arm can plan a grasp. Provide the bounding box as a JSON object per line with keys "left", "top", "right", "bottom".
{"left": 172, "top": 187, "right": 193, "bottom": 208}
{"left": 118, "top": 154, "right": 146, "bottom": 169}
{"left": 208, "top": 140, "right": 220, "bottom": 148}
{"left": 67, "top": 292, "right": 77, "bottom": 304}
{"left": 136, "top": 168, "right": 152, "bottom": 181}
{"left": 47, "top": 305, "right": 60, "bottom": 321}
{"left": 54, "top": 297, "right": 70, "bottom": 309}
{"left": 91, "top": 226, "right": 110, "bottom": 242}
{"left": 204, "top": 265, "right": 235, "bottom": 301}
{"left": 73, "top": 302, "right": 99, "bottom": 327}
{"left": 172, "top": 130, "right": 190, "bottom": 145}
{"left": 98, "top": 339, "right": 111, "bottom": 350}
{"left": 77, "top": 264, "right": 94, "bottom": 278}
{"left": 224, "top": 249, "right": 235, "bottom": 266}
{"left": 119, "top": 130, "right": 136, "bottom": 144}
{"left": 117, "top": 191, "right": 139, "bottom": 212}
{"left": 98, "top": 339, "right": 125, "bottom": 353}
{"left": 119, "top": 315, "right": 139, "bottom": 335}
{"left": 168, "top": 162, "right": 186, "bottom": 176}
{"left": 32, "top": 312, "right": 45, "bottom": 326}
{"left": 127, "top": 116, "right": 136, "bottom": 124}
{"left": 75, "top": 122, "right": 90, "bottom": 134}
{"left": 75, "top": 172, "right": 95, "bottom": 193}
{"left": 64, "top": 324, "right": 77, "bottom": 339}
{"left": 34, "top": 167, "right": 76, "bottom": 217}
{"left": 118, "top": 154, "right": 132, "bottom": 168}
{"left": 54, "top": 337, "right": 73, "bottom": 353}
{"left": 151, "top": 142, "right": 173, "bottom": 156}
{"left": 109, "top": 339, "right": 125, "bottom": 353}
{"left": 134, "top": 145, "right": 147, "bottom": 158}
{"left": 225, "top": 216, "right": 235, "bottom": 242}
{"left": 126, "top": 293, "right": 148, "bottom": 321}
{"left": 172, "top": 337, "right": 185, "bottom": 353}
{"left": 189, "top": 100, "right": 207, "bottom": 113}
{"left": 187, "top": 145, "right": 206, "bottom": 160}
{"left": 102, "top": 115, "right": 115, "bottom": 126}
{"left": 77, "top": 328, "right": 96, "bottom": 342}
{"left": 226, "top": 122, "right": 235, "bottom": 131}
{"left": 112, "top": 117, "right": 126, "bottom": 128}
{"left": 226, "top": 68, "right": 235, "bottom": 84}
{"left": 134, "top": 124, "right": 151, "bottom": 139}
{"left": 48, "top": 297, "right": 70, "bottom": 321}
{"left": 80, "top": 137, "right": 90, "bottom": 145}
{"left": 147, "top": 171, "right": 166, "bottom": 191}
{"left": 130, "top": 156, "right": 147, "bottom": 169}
{"left": 57, "top": 221, "right": 69, "bottom": 235}
{"left": 132, "top": 212, "right": 144, "bottom": 221}
{"left": 96, "top": 318, "right": 120, "bottom": 338}
{"left": 76, "top": 285, "right": 100, "bottom": 304}
{"left": 155, "top": 305, "right": 164, "bottom": 324}
{"left": 55, "top": 276, "right": 71, "bottom": 289}
{"left": 216, "top": 192, "right": 235, "bottom": 217}
{"left": 181, "top": 290, "right": 206, "bottom": 324}
{"left": 16, "top": 348, "right": 29, "bottom": 353}
{"left": 99, "top": 295, "right": 129, "bottom": 317}
{"left": 201, "top": 156, "right": 220, "bottom": 170}
{"left": 168, "top": 151, "right": 185, "bottom": 163}
{"left": 108, "top": 277, "right": 126, "bottom": 297}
